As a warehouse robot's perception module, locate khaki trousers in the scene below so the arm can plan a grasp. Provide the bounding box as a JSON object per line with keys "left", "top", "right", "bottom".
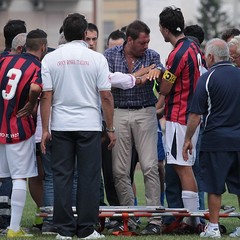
{"left": 112, "top": 107, "right": 160, "bottom": 208}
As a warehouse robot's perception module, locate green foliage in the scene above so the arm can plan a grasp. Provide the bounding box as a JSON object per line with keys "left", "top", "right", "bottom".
{"left": 197, "top": 0, "right": 231, "bottom": 40}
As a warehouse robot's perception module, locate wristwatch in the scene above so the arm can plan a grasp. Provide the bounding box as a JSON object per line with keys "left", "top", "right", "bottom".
{"left": 106, "top": 127, "right": 115, "bottom": 133}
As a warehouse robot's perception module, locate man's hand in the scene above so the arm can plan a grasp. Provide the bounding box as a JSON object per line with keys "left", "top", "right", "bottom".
{"left": 182, "top": 139, "right": 193, "bottom": 161}
{"left": 41, "top": 130, "right": 51, "bottom": 154}
{"left": 134, "top": 64, "right": 155, "bottom": 78}
{"left": 16, "top": 102, "right": 35, "bottom": 118}
{"left": 107, "top": 132, "right": 116, "bottom": 150}
{"left": 147, "top": 68, "right": 162, "bottom": 81}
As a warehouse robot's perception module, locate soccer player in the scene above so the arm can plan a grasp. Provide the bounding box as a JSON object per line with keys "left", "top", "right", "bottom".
{"left": 0, "top": 28, "right": 47, "bottom": 238}
{"left": 157, "top": 6, "right": 205, "bottom": 232}
{"left": 0, "top": 19, "right": 27, "bottom": 233}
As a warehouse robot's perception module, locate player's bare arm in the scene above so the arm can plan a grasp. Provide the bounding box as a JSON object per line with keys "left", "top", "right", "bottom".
{"left": 159, "top": 70, "right": 177, "bottom": 96}
{"left": 16, "top": 83, "right": 41, "bottom": 118}
{"left": 182, "top": 113, "right": 201, "bottom": 161}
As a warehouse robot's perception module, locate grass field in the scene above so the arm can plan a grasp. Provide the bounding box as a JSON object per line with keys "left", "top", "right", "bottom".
{"left": 3, "top": 168, "right": 240, "bottom": 239}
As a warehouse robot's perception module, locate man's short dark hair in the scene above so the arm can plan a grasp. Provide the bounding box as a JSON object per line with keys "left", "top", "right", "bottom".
{"left": 87, "top": 23, "right": 99, "bottom": 37}
{"left": 107, "top": 30, "right": 126, "bottom": 45}
{"left": 126, "top": 20, "right": 150, "bottom": 40}
{"left": 26, "top": 29, "right": 47, "bottom": 51}
{"left": 221, "top": 28, "right": 240, "bottom": 42}
{"left": 159, "top": 6, "right": 184, "bottom": 36}
{"left": 4, "top": 19, "right": 27, "bottom": 49}
{"left": 63, "top": 13, "right": 88, "bottom": 42}
{"left": 184, "top": 24, "right": 205, "bottom": 45}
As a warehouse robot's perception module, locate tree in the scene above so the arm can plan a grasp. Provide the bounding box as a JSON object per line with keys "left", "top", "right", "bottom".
{"left": 197, "top": 0, "right": 231, "bottom": 40}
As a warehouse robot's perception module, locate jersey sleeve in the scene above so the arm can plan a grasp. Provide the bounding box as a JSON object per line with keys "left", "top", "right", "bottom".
{"left": 30, "top": 64, "right": 42, "bottom": 88}
{"left": 97, "top": 56, "right": 111, "bottom": 91}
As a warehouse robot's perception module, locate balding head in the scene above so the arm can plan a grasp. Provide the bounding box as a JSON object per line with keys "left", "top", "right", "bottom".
{"left": 205, "top": 38, "right": 229, "bottom": 68}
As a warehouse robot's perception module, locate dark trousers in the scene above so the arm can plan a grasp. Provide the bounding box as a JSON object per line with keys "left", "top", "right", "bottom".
{"left": 101, "top": 136, "right": 120, "bottom": 206}
{"left": 0, "top": 178, "right": 12, "bottom": 228}
{"left": 51, "top": 131, "right": 101, "bottom": 238}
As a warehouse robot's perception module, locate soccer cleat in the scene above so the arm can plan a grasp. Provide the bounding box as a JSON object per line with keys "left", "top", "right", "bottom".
{"left": 140, "top": 223, "right": 161, "bottom": 235}
{"left": 200, "top": 226, "right": 221, "bottom": 238}
{"left": 7, "top": 228, "right": 33, "bottom": 238}
{"left": 229, "top": 227, "right": 240, "bottom": 237}
{"left": 78, "top": 230, "right": 105, "bottom": 239}
{"left": 55, "top": 233, "right": 72, "bottom": 240}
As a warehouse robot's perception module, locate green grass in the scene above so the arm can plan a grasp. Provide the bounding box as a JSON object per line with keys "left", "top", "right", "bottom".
{"left": 2, "top": 169, "right": 240, "bottom": 239}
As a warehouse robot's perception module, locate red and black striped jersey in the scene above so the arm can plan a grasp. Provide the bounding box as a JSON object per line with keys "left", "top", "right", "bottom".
{"left": 0, "top": 53, "right": 42, "bottom": 144}
{"left": 164, "top": 37, "right": 204, "bottom": 125}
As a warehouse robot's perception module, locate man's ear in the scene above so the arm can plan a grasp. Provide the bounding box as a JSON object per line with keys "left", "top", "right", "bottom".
{"left": 16, "top": 46, "right": 23, "bottom": 54}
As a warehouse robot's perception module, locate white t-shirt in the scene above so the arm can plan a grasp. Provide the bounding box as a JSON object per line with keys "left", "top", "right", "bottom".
{"left": 41, "top": 40, "right": 111, "bottom": 131}
{"left": 34, "top": 106, "right": 42, "bottom": 143}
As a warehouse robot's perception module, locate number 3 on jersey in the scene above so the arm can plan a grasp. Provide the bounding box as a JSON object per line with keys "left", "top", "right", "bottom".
{"left": 2, "top": 68, "right": 22, "bottom": 100}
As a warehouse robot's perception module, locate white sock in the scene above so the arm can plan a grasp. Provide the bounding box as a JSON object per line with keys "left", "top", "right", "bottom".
{"left": 182, "top": 190, "right": 200, "bottom": 225}
{"left": 207, "top": 222, "right": 219, "bottom": 231}
{"left": 10, "top": 179, "right": 27, "bottom": 232}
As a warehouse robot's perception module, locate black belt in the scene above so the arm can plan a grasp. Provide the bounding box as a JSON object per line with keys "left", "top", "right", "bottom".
{"left": 115, "top": 104, "right": 155, "bottom": 110}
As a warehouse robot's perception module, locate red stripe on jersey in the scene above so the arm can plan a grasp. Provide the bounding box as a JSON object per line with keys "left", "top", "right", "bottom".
{"left": 164, "top": 38, "right": 204, "bottom": 125}
{"left": 0, "top": 54, "right": 41, "bottom": 143}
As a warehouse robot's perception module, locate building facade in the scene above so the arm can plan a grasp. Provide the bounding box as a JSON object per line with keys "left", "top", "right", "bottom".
{"left": 0, "top": 0, "right": 238, "bottom": 59}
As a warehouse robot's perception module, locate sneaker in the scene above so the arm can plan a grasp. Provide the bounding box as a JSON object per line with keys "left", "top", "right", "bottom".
{"left": 32, "top": 223, "right": 42, "bottom": 231}
{"left": 78, "top": 230, "right": 105, "bottom": 239}
{"left": 140, "top": 223, "right": 161, "bottom": 235}
{"left": 108, "top": 220, "right": 138, "bottom": 233}
{"left": 56, "top": 233, "right": 72, "bottom": 240}
{"left": 200, "top": 226, "right": 221, "bottom": 238}
{"left": 136, "top": 217, "right": 141, "bottom": 225}
{"left": 42, "top": 222, "right": 58, "bottom": 235}
{"left": 7, "top": 228, "right": 33, "bottom": 238}
{"left": 105, "top": 220, "right": 120, "bottom": 230}
{"left": 229, "top": 227, "right": 240, "bottom": 237}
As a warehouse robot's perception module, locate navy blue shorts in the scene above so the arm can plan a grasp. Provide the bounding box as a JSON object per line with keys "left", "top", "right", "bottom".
{"left": 199, "top": 151, "right": 240, "bottom": 195}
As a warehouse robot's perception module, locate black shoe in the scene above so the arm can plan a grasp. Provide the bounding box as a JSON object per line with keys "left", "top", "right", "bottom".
{"left": 108, "top": 221, "right": 138, "bottom": 233}
{"left": 42, "top": 222, "right": 58, "bottom": 235}
{"left": 32, "top": 223, "right": 43, "bottom": 231}
{"left": 141, "top": 223, "right": 161, "bottom": 235}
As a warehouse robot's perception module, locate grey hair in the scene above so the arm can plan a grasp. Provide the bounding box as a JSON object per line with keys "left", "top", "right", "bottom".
{"left": 205, "top": 38, "right": 229, "bottom": 62}
{"left": 227, "top": 35, "right": 240, "bottom": 54}
{"left": 11, "top": 33, "right": 27, "bottom": 51}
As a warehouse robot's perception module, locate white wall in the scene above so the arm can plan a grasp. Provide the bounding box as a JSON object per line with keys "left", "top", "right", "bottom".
{"left": 0, "top": 0, "right": 94, "bottom": 50}
{"left": 140, "top": 0, "right": 200, "bottom": 64}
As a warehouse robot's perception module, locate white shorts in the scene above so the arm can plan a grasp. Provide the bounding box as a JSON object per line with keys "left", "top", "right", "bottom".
{"left": 165, "top": 121, "right": 199, "bottom": 166}
{"left": 0, "top": 136, "right": 38, "bottom": 179}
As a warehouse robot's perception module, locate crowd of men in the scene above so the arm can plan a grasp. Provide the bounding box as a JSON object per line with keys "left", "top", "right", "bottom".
{"left": 0, "top": 5, "right": 240, "bottom": 240}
